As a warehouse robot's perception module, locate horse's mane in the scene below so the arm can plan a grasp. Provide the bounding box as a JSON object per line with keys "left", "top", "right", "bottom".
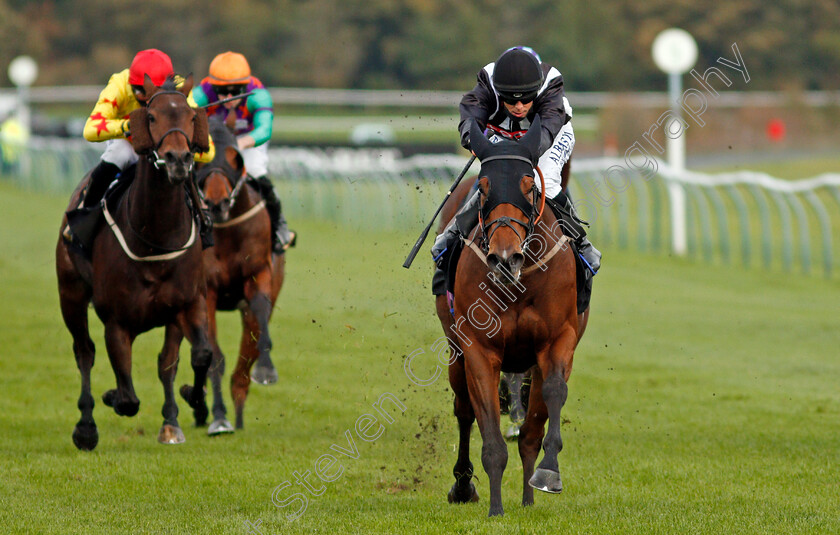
{"left": 208, "top": 116, "right": 237, "bottom": 152}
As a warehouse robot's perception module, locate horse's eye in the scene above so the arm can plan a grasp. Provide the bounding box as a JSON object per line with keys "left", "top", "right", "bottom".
{"left": 148, "top": 114, "right": 156, "bottom": 123}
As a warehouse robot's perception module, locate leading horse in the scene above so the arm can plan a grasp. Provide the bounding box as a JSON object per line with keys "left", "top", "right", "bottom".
{"left": 56, "top": 75, "right": 213, "bottom": 450}
{"left": 436, "top": 117, "right": 590, "bottom": 516}
{"left": 196, "top": 117, "right": 286, "bottom": 434}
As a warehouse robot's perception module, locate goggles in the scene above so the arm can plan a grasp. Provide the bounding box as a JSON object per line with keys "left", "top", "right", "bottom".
{"left": 214, "top": 84, "right": 246, "bottom": 97}
{"left": 500, "top": 91, "right": 537, "bottom": 105}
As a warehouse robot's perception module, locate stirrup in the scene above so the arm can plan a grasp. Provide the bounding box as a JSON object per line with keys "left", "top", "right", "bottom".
{"left": 273, "top": 229, "right": 296, "bottom": 253}
{"left": 577, "top": 241, "right": 601, "bottom": 275}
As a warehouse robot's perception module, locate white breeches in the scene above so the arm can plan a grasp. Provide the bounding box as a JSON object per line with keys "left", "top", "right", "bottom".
{"left": 100, "top": 138, "right": 139, "bottom": 169}
{"left": 242, "top": 143, "right": 269, "bottom": 178}
{"left": 535, "top": 121, "right": 575, "bottom": 199}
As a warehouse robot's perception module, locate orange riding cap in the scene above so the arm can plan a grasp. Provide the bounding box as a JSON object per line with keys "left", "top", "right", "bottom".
{"left": 208, "top": 52, "right": 251, "bottom": 84}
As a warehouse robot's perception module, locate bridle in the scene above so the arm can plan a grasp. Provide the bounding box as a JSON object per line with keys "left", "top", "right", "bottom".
{"left": 144, "top": 89, "right": 197, "bottom": 171}
{"left": 197, "top": 164, "right": 247, "bottom": 211}
{"left": 477, "top": 154, "right": 546, "bottom": 254}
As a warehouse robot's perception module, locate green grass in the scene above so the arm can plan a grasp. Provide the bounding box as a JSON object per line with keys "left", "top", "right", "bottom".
{"left": 1, "top": 181, "right": 839, "bottom": 534}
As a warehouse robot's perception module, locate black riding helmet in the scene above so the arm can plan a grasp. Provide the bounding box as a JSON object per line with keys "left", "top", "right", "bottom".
{"left": 492, "top": 47, "right": 545, "bottom": 104}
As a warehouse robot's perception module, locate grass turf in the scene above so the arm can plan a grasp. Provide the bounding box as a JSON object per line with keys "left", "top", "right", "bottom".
{"left": 0, "top": 181, "right": 838, "bottom": 534}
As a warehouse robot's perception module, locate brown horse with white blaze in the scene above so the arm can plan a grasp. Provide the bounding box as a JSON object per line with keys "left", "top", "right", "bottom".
{"left": 437, "top": 117, "right": 589, "bottom": 516}
{"left": 196, "top": 117, "right": 285, "bottom": 434}
{"left": 56, "top": 75, "right": 213, "bottom": 450}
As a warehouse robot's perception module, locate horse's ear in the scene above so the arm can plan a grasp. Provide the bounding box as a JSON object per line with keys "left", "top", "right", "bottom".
{"left": 142, "top": 74, "right": 157, "bottom": 98}
{"left": 128, "top": 107, "right": 153, "bottom": 154}
{"left": 521, "top": 114, "right": 542, "bottom": 164}
{"left": 180, "top": 74, "right": 194, "bottom": 97}
{"left": 224, "top": 146, "right": 244, "bottom": 174}
{"left": 469, "top": 119, "right": 492, "bottom": 160}
{"left": 192, "top": 107, "right": 210, "bottom": 153}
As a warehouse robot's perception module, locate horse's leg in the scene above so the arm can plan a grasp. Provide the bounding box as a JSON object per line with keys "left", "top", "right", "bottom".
{"left": 518, "top": 366, "right": 547, "bottom": 506}
{"left": 206, "top": 290, "right": 233, "bottom": 435}
{"left": 101, "top": 322, "right": 141, "bottom": 417}
{"left": 177, "top": 298, "right": 213, "bottom": 427}
{"left": 503, "top": 372, "right": 527, "bottom": 440}
{"left": 157, "top": 324, "right": 186, "bottom": 444}
{"left": 231, "top": 305, "right": 261, "bottom": 429}
{"left": 463, "top": 345, "right": 507, "bottom": 516}
{"left": 577, "top": 307, "right": 590, "bottom": 342}
{"left": 57, "top": 261, "right": 98, "bottom": 450}
{"left": 439, "top": 297, "right": 478, "bottom": 504}
{"left": 529, "top": 327, "right": 577, "bottom": 494}
{"left": 247, "top": 267, "right": 278, "bottom": 385}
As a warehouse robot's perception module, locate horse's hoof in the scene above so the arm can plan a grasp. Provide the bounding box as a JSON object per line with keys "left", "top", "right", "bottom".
{"left": 72, "top": 423, "right": 99, "bottom": 451}
{"left": 179, "top": 384, "right": 192, "bottom": 400}
{"left": 102, "top": 389, "right": 139, "bottom": 416}
{"left": 194, "top": 404, "right": 209, "bottom": 426}
{"left": 488, "top": 505, "right": 504, "bottom": 517}
{"left": 529, "top": 468, "right": 563, "bottom": 493}
{"left": 448, "top": 482, "right": 479, "bottom": 504}
{"left": 504, "top": 423, "right": 521, "bottom": 441}
{"left": 208, "top": 419, "right": 234, "bottom": 436}
{"left": 158, "top": 424, "right": 185, "bottom": 444}
{"left": 179, "top": 384, "right": 208, "bottom": 425}
{"left": 251, "top": 365, "right": 278, "bottom": 385}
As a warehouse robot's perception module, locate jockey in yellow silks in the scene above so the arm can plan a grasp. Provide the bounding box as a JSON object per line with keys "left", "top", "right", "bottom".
{"left": 81, "top": 49, "right": 214, "bottom": 207}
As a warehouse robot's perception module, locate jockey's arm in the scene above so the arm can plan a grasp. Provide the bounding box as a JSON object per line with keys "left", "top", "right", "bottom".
{"left": 458, "top": 75, "right": 494, "bottom": 151}
{"left": 82, "top": 71, "right": 132, "bottom": 143}
{"left": 189, "top": 84, "right": 210, "bottom": 108}
{"left": 243, "top": 88, "right": 273, "bottom": 148}
{"left": 532, "top": 73, "right": 570, "bottom": 155}
{"left": 186, "top": 87, "right": 215, "bottom": 163}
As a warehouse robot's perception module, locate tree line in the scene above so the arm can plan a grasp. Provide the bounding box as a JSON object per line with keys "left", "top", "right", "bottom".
{"left": 2, "top": 0, "right": 838, "bottom": 92}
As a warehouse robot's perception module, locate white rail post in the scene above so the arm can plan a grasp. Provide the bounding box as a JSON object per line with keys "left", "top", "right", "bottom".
{"left": 652, "top": 29, "right": 697, "bottom": 256}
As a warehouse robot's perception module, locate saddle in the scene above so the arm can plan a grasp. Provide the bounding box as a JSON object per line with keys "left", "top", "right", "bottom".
{"left": 64, "top": 165, "right": 212, "bottom": 258}
{"left": 64, "top": 166, "right": 136, "bottom": 259}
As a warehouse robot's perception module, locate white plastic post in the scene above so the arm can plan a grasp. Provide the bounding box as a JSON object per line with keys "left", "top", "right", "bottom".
{"left": 652, "top": 30, "right": 696, "bottom": 256}
{"left": 666, "top": 71, "right": 688, "bottom": 255}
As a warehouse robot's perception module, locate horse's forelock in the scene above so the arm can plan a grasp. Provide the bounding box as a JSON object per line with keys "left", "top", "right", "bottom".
{"left": 160, "top": 76, "right": 178, "bottom": 92}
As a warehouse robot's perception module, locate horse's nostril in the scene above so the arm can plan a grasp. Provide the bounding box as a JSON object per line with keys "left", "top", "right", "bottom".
{"left": 164, "top": 152, "right": 192, "bottom": 166}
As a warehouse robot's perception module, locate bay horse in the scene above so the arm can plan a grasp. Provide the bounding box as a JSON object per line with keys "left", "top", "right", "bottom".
{"left": 56, "top": 75, "right": 213, "bottom": 450}
{"left": 196, "top": 117, "right": 285, "bottom": 434}
{"left": 436, "top": 117, "right": 590, "bottom": 516}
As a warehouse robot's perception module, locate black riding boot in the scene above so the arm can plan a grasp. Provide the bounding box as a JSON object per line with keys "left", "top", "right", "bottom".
{"left": 83, "top": 161, "right": 120, "bottom": 207}
{"left": 551, "top": 190, "right": 601, "bottom": 274}
{"left": 430, "top": 189, "right": 480, "bottom": 270}
{"left": 252, "top": 175, "right": 296, "bottom": 253}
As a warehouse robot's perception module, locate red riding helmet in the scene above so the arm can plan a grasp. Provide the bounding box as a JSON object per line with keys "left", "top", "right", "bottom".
{"left": 128, "top": 49, "right": 174, "bottom": 86}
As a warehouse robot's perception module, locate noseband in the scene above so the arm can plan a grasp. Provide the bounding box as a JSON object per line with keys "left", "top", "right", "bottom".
{"left": 144, "top": 89, "right": 196, "bottom": 170}
{"left": 478, "top": 154, "right": 545, "bottom": 253}
{"left": 197, "top": 165, "right": 247, "bottom": 210}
